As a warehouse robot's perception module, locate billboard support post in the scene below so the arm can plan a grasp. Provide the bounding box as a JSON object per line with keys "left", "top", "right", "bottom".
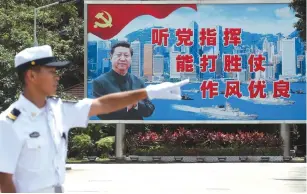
{"left": 280, "top": 123, "right": 290, "bottom": 157}
{"left": 115, "top": 123, "right": 125, "bottom": 160}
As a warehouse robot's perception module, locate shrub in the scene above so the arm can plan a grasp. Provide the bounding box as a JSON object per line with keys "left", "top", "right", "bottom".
{"left": 70, "top": 134, "right": 93, "bottom": 159}
{"left": 125, "top": 127, "right": 283, "bottom": 156}
{"left": 96, "top": 136, "right": 115, "bottom": 158}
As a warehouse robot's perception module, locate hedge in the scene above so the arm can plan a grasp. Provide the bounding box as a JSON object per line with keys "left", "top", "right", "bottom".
{"left": 125, "top": 127, "right": 283, "bottom": 156}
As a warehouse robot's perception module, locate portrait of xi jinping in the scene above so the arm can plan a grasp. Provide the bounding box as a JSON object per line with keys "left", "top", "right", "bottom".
{"left": 92, "top": 41, "right": 155, "bottom": 120}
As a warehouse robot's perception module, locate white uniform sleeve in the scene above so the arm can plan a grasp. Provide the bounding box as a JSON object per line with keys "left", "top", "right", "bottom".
{"left": 0, "top": 120, "right": 23, "bottom": 174}
{"left": 62, "top": 98, "right": 93, "bottom": 129}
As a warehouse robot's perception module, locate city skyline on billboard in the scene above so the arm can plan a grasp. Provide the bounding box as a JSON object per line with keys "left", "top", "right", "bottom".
{"left": 86, "top": 3, "right": 306, "bottom": 123}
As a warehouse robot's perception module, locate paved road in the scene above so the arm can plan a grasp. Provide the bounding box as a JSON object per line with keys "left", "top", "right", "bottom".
{"left": 64, "top": 163, "right": 306, "bottom": 194}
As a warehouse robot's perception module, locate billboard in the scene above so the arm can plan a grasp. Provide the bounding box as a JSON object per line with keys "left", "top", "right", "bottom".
{"left": 84, "top": 0, "right": 306, "bottom": 123}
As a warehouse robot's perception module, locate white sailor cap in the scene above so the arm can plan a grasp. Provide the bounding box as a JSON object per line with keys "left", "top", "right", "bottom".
{"left": 14, "top": 45, "right": 70, "bottom": 71}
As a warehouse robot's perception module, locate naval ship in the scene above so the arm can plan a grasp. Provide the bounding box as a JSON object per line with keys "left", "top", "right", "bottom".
{"left": 182, "top": 88, "right": 200, "bottom": 93}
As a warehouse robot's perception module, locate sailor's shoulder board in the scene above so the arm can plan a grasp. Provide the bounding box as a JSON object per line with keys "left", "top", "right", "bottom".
{"left": 6, "top": 108, "right": 21, "bottom": 122}
{"left": 47, "top": 95, "right": 60, "bottom": 101}
{"left": 62, "top": 99, "right": 78, "bottom": 103}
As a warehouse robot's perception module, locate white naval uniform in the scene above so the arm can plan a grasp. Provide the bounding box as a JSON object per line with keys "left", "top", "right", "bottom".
{"left": 0, "top": 94, "right": 93, "bottom": 193}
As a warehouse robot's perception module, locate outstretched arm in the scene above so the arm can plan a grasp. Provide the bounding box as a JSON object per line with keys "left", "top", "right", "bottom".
{"left": 89, "top": 79, "right": 189, "bottom": 117}
{"left": 62, "top": 79, "right": 189, "bottom": 129}
{"left": 89, "top": 88, "right": 147, "bottom": 117}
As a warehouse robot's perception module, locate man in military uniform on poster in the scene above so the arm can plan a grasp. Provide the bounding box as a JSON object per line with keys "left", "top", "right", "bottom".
{"left": 0, "top": 45, "right": 189, "bottom": 193}
{"left": 92, "top": 41, "right": 155, "bottom": 120}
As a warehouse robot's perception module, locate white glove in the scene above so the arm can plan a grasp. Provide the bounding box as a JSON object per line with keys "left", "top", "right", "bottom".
{"left": 145, "top": 79, "right": 190, "bottom": 100}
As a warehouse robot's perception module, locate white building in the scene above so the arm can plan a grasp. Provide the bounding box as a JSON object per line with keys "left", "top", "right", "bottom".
{"left": 153, "top": 54, "right": 164, "bottom": 77}
{"left": 262, "top": 38, "right": 270, "bottom": 52}
{"left": 265, "top": 65, "right": 274, "bottom": 80}
{"left": 97, "top": 40, "right": 111, "bottom": 73}
{"left": 236, "top": 69, "right": 247, "bottom": 82}
{"left": 180, "top": 71, "right": 197, "bottom": 80}
{"left": 270, "top": 44, "right": 275, "bottom": 63}
{"left": 130, "top": 40, "right": 141, "bottom": 77}
{"left": 214, "top": 25, "right": 223, "bottom": 57}
{"left": 281, "top": 38, "right": 296, "bottom": 76}
{"left": 272, "top": 54, "right": 281, "bottom": 66}
{"left": 263, "top": 38, "right": 274, "bottom": 64}
{"left": 255, "top": 70, "right": 265, "bottom": 80}
{"left": 170, "top": 50, "right": 181, "bottom": 79}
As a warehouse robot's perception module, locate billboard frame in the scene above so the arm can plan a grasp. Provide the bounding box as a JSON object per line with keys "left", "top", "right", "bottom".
{"left": 84, "top": 0, "right": 305, "bottom": 124}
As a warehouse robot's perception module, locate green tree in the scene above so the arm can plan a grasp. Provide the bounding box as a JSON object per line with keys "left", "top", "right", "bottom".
{"left": 0, "top": 45, "right": 21, "bottom": 111}
{"left": 96, "top": 136, "right": 115, "bottom": 157}
{"left": 70, "top": 134, "right": 93, "bottom": 159}
{"left": 67, "top": 124, "right": 116, "bottom": 157}
{"left": 0, "top": 0, "right": 84, "bottom": 112}
{"left": 289, "top": 0, "right": 306, "bottom": 42}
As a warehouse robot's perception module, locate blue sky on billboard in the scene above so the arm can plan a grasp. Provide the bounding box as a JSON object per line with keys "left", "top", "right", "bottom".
{"left": 88, "top": 4, "right": 298, "bottom": 41}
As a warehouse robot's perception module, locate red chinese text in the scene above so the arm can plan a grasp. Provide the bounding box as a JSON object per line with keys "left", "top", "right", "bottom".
{"left": 225, "top": 80, "right": 242, "bottom": 98}
{"left": 176, "top": 54, "right": 194, "bottom": 72}
{"left": 223, "top": 28, "right": 242, "bottom": 46}
{"left": 200, "top": 55, "right": 218, "bottom": 72}
{"left": 175, "top": 28, "right": 193, "bottom": 46}
{"left": 151, "top": 28, "right": 169, "bottom": 46}
{"left": 248, "top": 80, "right": 267, "bottom": 98}
{"left": 224, "top": 54, "right": 242, "bottom": 72}
{"left": 200, "top": 80, "right": 219, "bottom": 99}
{"left": 248, "top": 54, "right": 266, "bottom": 72}
{"left": 273, "top": 80, "right": 290, "bottom": 98}
{"left": 199, "top": 28, "right": 217, "bottom": 46}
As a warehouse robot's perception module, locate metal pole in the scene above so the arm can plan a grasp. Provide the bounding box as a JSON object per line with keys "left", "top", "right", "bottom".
{"left": 36, "top": 2, "right": 60, "bottom": 10}
{"left": 280, "top": 123, "right": 290, "bottom": 157}
{"left": 115, "top": 123, "right": 126, "bottom": 160}
{"left": 34, "top": 8, "right": 38, "bottom": 46}
{"left": 33, "top": 1, "right": 75, "bottom": 46}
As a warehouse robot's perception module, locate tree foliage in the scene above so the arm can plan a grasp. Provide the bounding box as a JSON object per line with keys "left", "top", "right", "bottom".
{"left": 0, "top": 45, "right": 21, "bottom": 110}
{"left": 96, "top": 136, "right": 115, "bottom": 157}
{"left": 0, "top": 0, "right": 84, "bottom": 112}
{"left": 289, "top": 0, "right": 306, "bottom": 42}
{"left": 70, "top": 134, "right": 93, "bottom": 159}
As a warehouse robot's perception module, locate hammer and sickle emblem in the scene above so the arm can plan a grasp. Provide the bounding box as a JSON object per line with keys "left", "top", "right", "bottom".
{"left": 94, "top": 11, "right": 112, "bottom": 28}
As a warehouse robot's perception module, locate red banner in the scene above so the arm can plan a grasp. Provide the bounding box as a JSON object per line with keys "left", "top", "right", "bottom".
{"left": 87, "top": 4, "right": 197, "bottom": 40}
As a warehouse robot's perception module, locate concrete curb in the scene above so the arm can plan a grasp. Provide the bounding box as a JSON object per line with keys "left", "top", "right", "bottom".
{"left": 66, "top": 156, "right": 306, "bottom": 164}
{"left": 126, "top": 156, "right": 284, "bottom": 163}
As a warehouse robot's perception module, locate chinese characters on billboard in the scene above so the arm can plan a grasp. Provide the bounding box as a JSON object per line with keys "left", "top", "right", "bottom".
{"left": 86, "top": 3, "right": 306, "bottom": 122}
{"left": 151, "top": 27, "right": 292, "bottom": 100}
